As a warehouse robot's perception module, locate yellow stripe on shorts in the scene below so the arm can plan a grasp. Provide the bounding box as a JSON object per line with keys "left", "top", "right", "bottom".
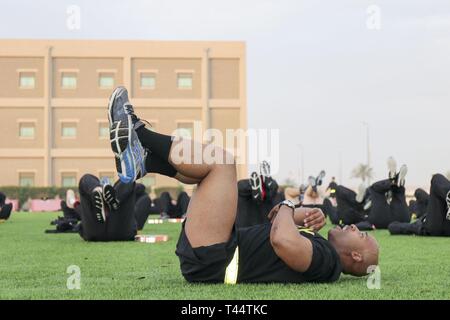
{"left": 297, "top": 226, "right": 315, "bottom": 236}
{"left": 224, "top": 246, "right": 239, "bottom": 285}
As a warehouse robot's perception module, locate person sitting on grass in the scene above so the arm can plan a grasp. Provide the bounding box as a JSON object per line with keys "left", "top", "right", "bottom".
{"left": 50, "top": 189, "right": 82, "bottom": 227}
{"left": 0, "top": 192, "right": 13, "bottom": 222}
{"left": 389, "top": 173, "right": 450, "bottom": 237}
{"left": 107, "top": 86, "right": 379, "bottom": 283}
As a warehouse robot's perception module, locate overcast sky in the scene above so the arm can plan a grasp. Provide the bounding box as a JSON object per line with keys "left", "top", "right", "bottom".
{"left": 1, "top": 0, "right": 449, "bottom": 189}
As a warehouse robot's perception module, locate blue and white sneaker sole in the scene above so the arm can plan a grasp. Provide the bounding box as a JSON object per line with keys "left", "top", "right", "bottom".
{"left": 108, "top": 86, "right": 126, "bottom": 126}
{"left": 111, "top": 120, "right": 147, "bottom": 184}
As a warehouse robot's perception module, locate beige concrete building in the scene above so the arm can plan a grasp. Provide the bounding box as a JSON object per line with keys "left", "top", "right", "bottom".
{"left": 0, "top": 40, "right": 247, "bottom": 189}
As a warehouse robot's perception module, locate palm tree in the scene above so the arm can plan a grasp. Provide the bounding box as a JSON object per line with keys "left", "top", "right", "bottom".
{"left": 351, "top": 163, "right": 374, "bottom": 183}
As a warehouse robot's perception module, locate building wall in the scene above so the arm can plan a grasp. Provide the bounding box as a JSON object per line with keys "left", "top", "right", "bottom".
{"left": 0, "top": 57, "right": 44, "bottom": 98}
{"left": 0, "top": 158, "right": 45, "bottom": 186}
{"left": 210, "top": 58, "right": 240, "bottom": 99}
{"left": 0, "top": 106, "right": 45, "bottom": 148}
{"left": 52, "top": 57, "right": 124, "bottom": 99}
{"left": 0, "top": 40, "right": 247, "bottom": 189}
{"left": 132, "top": 58, "right": 201, "bottom": 99}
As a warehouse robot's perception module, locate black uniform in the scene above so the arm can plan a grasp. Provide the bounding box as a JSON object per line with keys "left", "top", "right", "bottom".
{"left": 327, "top": 181, "right": 338, "bottom": 198}
{"left": 156, "top": 191, "right": 190, "bottom": 218}
{"left": 235, "top": 177, "right": 280, "bottom": 228}
{"left": 0, "top": 192, "right": 12, "bottom": 220}
{"left": 133, "top": 183, "right": 156, "bottom": 230}
{"left": 60, "top": 200, "right": 82, "bottom": 221}
{"left": 410, "top": 188, "right": 429, "bottom": 219}
{"left": 77, "top": 174, "right": 137, "bottom": 241}
{"left": 176, "top": 221, "right": 342, "bottom": 284}
{"left": 389, "top": 174, "right": 450, "bottom": 236}
{"left": 336, "top": 180, "right": 409, "bottom": 229}
{"left": 0, "top": 203, "right": 12, "bottom": 220}
{"left": 368, "top": 179, "right": 409, "bottom": 228}
{"left": 335, "top": 185, "right": 367, "bottom": 225}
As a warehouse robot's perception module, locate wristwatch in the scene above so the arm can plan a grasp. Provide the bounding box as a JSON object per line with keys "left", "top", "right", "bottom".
{"left": 278, "top": 199, "right": 295, "bottom": 212}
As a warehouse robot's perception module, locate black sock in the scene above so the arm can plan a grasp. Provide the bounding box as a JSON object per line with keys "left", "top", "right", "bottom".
{"left": 136, "top": 127, "right": 173, "bottom": 161}
{"left": 146, "top": 154, "right": 177, "bottom": 177}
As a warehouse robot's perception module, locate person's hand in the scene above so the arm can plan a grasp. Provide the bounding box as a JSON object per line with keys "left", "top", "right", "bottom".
{"left": 267, "top": 204, "right": 281, "bottom": 223}
{"left": 303, "top": 208, "right": 326, "bottom": 231}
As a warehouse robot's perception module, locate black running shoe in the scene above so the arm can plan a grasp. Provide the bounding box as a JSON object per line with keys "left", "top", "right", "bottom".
{"left": 260, "top": 160, "right": 271, "bottom": 178}
{"left": 315, "top": 170, "right": 326, "bottom": 187}
{"left": 299, "top": 184, "right": 306, "bottom": 203}
{"left": 91, "top": 187, "right": 106, "bottom": 223}
{"left": 250, "top": 172, "right": 263, "bottom": 203}
{"left": 103, "top": 184, "right": 119, "bottom": 211}
{"left": 446, "top": 191, "right": 450, "bottom": 220}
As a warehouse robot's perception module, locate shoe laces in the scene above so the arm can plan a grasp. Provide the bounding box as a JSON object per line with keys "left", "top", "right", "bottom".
{"left": 124, "top": 103, "right": 135, "bottom": 115}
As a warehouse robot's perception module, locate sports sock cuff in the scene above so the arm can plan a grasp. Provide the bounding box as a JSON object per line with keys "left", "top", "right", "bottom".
{"left": 136, "top": 127, "right": 173, "bottom": 161}
{"left": 145, "top": 154, "right": 177, "bottom": 178}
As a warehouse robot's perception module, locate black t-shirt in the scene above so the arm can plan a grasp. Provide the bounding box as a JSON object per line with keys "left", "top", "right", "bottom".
{"left": 327, "top": 182, "right": 338, "bottom": 191}
{"left": 236, "top": 223, "right": 342, "bottom": 283}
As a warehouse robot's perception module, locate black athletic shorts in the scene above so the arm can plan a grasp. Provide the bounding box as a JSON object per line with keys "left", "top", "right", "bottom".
{"left": 175, "top": 219, "right": 238, "bottom": 283}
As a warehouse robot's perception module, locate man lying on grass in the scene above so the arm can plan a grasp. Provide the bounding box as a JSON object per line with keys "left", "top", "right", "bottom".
{"left": 389, "top": 173, "right": 450, "bottom": 237}
{"left": 107, "top": 86, "right": 379, "bottom": 284}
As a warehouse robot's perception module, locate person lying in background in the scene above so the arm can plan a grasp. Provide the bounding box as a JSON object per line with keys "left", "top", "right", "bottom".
{"left": 0, "top": 192, "right": 13, "bottom": 221}
{"left": 335, "top": 158, "right": 409, "bottom": 230}
{"left": 389, "top": 173, "right": 450, "bottom": 237}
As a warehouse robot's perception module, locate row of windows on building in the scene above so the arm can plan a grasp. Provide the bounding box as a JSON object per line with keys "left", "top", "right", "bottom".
{"left": 18, "top": 71, "right": 194, "bottom": 90}
{"left": 18, "top": 172, "right": 156, "bottom": 188}
{"left": 18, "top": 121, "right": 110, "bottom": 139}
{"left": 17, "top": 121, "right": 194, "bottom": 139}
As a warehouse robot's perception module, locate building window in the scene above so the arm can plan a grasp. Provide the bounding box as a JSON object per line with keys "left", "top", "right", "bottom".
{"left": 140, "top": 73, "right": 156, "bottom": 89}
{"left": 61, "top": 173, "right": 77, "bottom": 187}
{"left": 98, "top": 122, "right": 109, "bottom": 139}
{"left": 61, "top": 122, "right": 77, "bottom": 138}
{"left": 140, "top": 175, "right": 156, "bottom": 187}
{"left": 19, "top": 123, "right": 35, "bottom": 139}
{"left": 61, "top": 73, "right": 77, "bottom": 89}
{"left": 99, "top": 172, "right": 115, "bottom": 184}
{"left": 19, "top": 173, "right": 35, "bottom": 187}
{"left": 99, "top": 73, "right": 115, "bottom": 89}
{"left": 177, "top": 73, "right": 193, "bottom": 89}
{"left": 19, "top": 72, "right": 36, "bottom": 89}
{"left": 177, "top": 122, "right": 194, "bottom": 138}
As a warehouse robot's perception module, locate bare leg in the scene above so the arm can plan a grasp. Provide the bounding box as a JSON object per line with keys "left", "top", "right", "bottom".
{"left": 168, "top": 139, "right": 237, "bottom": 247}
{"left": 175, "top": 173, "right": 201, "bottom": 185}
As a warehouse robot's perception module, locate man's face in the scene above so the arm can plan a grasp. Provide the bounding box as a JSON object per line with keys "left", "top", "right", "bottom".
{"left": 328, "top": 224, "right": 379, "bottom": 276}
{"left": 328, "top": 224, "right": 378, "bottom": 254}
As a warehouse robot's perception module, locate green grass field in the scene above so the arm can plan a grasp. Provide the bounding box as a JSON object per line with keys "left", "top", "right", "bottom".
{"left": 1, "top": 212, "right": 450, "bottom": 300}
